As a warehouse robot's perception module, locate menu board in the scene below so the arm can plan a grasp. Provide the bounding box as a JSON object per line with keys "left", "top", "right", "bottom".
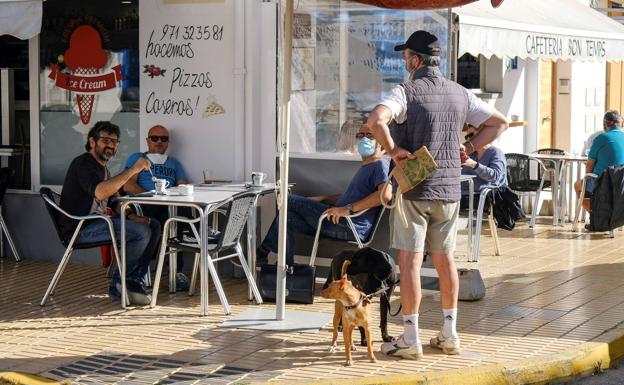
{"left": 139, "top": 0, "right": 237, "bottom": 182}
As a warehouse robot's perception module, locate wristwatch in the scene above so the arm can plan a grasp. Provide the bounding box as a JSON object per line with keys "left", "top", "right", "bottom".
{"left": 346, "top": 203, "right": 354, "bottom": 215}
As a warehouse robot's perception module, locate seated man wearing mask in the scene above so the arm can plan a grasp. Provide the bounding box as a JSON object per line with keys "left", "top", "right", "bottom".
{"left": 257, "top": 125, "right": 393, "bottom": 266}
{"left": 460, "top": 125, "right": 507, "bottom": 208}
{"left": 124, "top": 124, "right": 190, "bottom": 288}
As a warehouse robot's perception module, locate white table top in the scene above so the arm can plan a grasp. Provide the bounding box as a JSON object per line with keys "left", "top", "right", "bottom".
{"left": 117, "top": 189, "right": 238, "bottom": 207}
{"left": 530, "top": 153, "right": 588, "bottom": 162}
{"left": 0, "top": 147, "right": 24, "bottom": 156}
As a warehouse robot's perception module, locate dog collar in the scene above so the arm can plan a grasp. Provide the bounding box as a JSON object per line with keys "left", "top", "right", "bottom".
{"left": 344, "top": 294, "right": 365, "bottom": 310}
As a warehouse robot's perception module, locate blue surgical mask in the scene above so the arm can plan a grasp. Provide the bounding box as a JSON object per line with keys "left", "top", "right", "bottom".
{"left": 357, "top": 138, "right": 377, "bottom": 158}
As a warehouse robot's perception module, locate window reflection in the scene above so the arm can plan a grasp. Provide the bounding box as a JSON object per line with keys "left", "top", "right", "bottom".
{"left": 289, "top": 1, "right": 448, "bottom": 155}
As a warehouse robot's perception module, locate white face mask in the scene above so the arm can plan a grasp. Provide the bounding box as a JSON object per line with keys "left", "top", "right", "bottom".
{"left": 146, "top": 153, "right": 168, "bottom": 164}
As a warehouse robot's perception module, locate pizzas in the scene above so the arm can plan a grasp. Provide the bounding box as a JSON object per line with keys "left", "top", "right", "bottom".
{"left": 203, "top": 100, "right": 225, "bottom": 117}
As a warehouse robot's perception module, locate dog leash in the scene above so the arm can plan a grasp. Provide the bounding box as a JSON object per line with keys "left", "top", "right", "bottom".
{"left": 344, "top": 294, "right": 366, "bottom": 310}
{"left": 362, "top": 280, "right": 403, "bottom": 317}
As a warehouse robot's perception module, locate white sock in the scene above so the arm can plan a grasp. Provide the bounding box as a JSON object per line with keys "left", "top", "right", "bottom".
{"left": 442, "top": 308, "right": 458, "bottom": 338}
{"left": 402, "top": 314, "right": 420, "bottom": 345}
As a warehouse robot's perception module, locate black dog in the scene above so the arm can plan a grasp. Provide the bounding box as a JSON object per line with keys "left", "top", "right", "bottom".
{"left": 323, "top": 247, "right": 398, "bottom": 345}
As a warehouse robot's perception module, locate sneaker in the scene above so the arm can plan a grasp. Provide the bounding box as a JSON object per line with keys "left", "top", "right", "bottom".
{"left": 115, "top": 283, "right": 152, "bottom": 306}
{"left": 207, "top": 228, "right": 221, "bottom": 239}
{"left": 175, "top": 272, "right": 190, "bottom": 292}
{"left": 430, "top": 333, "right": 461, "bottom": 355}
{"left": 255, "top": 246, "right": 270, "bottom": 266}
{"left": 380, "top": 335, "right": 423, "bottom": 360}
{"left": 108, "top": 285, "right": 121, "bottom": 301}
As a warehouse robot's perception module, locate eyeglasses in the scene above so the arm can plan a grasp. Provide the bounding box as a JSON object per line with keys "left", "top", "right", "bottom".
{"left": 98, "top": 137, "right": 120, "bottom": 146}
{"left": 149, "top": 135, "right": 169, "bottom": 143}
{"left": 355, "top": 132, "right": 375, "bottom": 139}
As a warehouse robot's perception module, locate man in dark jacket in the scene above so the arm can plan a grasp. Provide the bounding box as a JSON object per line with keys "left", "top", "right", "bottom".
{"left": 60, "top": 121, "right": 161, "bottom": 305}
{"left": 367, "top": 30, "right": 508, "bottom": 359}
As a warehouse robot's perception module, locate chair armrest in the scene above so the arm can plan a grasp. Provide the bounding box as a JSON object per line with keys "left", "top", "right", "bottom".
{"left": 42, "top": 195, "right": 114, "bottom": 222}
{"left": 527, "top": 156, "right": 550, "bottom": 173}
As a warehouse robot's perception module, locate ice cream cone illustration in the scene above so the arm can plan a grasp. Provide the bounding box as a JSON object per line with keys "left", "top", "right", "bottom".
{"left": 64, "top": 25, "right": 108, "bottom": 125}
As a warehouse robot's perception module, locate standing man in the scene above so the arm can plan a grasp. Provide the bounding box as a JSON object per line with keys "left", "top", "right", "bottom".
{"left": 60, "top": 121, "right": 161, "bottom": 305}
{"left": 367, "top": 31, "right": 508, "bottom": 359}
{"left": 124, "top": 124, "right": 190, "bottom": 289}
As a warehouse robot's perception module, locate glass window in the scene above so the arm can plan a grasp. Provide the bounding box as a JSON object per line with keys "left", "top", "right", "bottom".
{"left": 39, "top": 0, "right": 140, "bottom": 185}
{"left": 0, "top": 36, "right": 30, "bottom": 189}
{"left": 288, "top": 1, "right": 449, "bottom": 155}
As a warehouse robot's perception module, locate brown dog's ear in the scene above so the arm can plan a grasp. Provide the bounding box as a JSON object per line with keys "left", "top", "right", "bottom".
{"left": 341, "top": 260, "right": 351, "bottom": 277}
{"left": 340, "top": 275, "right": 347, "bottom": 286}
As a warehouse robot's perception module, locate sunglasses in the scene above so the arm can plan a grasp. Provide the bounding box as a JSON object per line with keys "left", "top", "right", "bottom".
{"left": 149, "top": 135, "right": 169, "bottom": 143}
{"left": 98, "top": 137, "right": 120, "bottom": 146}
{"left": 355, "top": 132, "right": 375, "bottom": 139}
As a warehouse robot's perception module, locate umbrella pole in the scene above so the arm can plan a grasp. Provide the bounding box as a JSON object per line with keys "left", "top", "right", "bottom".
{"left": 276, "top": 0, "right": 293, "bottom": 321}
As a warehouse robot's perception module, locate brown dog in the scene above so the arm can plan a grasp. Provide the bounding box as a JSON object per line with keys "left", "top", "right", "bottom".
{"left": 320, "top": 260, "right": 376, "bottom": 366}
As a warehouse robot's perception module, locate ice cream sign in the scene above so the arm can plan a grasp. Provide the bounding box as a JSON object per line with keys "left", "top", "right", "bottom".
{"left": 49, "top": 24, "right": 124, "bottom": 125}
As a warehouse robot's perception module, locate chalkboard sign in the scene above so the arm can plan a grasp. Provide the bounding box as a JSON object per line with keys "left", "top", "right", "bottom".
{"left": 140, "top": 0, "right": 238, "bottom": 183}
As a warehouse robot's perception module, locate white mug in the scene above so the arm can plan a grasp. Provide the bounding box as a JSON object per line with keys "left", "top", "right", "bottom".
{"left": 178, "top": 184, "right": 194, "bottom": 196}
{"left": 251, "top": 172, "right": 266, "bottom": 186}
{"left": 154, "top": 178, "right": 170, "bottom": 194}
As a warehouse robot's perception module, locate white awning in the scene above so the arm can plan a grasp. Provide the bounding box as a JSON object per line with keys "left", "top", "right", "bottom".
{"left": 454, "top": 0, "right": 624, "bottom": 62}
{"left": 0, "top": 0, "right": 42, "bottom": 40}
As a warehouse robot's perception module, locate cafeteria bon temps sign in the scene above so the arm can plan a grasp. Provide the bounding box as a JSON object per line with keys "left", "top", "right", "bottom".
{"left": 526, "top": 33, "right": 606, "bottom": 59}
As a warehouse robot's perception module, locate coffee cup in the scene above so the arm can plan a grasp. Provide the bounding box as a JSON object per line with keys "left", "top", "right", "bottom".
{"left": 178, "top": 184, "right": 194, "bottom": 196}
{"left": 154, "top": 178, "right": 170, "bottom": 194}
{"left": 251, "top": 171, "right": 266, "bottom": 186}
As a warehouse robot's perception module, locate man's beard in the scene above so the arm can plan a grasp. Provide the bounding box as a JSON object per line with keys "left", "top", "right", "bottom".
{"left": 95, "top": 147, "right": 115, "bottom": 162}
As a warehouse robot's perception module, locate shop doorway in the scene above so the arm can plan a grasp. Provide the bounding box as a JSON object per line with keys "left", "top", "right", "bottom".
{"left": 539, "top": 60, "right": 556, "bottom": 149}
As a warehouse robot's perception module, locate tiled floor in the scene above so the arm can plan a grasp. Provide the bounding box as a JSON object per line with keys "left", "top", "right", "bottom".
{"left": 3, "top": 220, "right": 624, "bottom": 384}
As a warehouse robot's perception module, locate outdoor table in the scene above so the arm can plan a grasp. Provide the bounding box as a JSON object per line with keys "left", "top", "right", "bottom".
{"left": 530, "top": 153, "right": 587, "bottom": 225}
{"left": 116, "top": 183, "right": 277, "bottom": 316}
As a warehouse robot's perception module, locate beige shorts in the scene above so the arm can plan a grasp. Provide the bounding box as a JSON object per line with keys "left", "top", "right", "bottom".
{"left": 390, "top": 200, "right": 459, "bottom": 254}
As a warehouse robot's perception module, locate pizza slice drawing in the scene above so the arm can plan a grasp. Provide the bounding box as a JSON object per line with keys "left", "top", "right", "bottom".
{"left": 203, "top": 99, "right": 225, "bottom": 118}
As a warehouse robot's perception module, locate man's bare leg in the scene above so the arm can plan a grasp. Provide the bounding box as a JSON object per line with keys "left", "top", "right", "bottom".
{"left": 380, "top": 250, "right": 425, "bottom": 359}
{"left": 429, "top": 251, "right": 461, "bottom": 354}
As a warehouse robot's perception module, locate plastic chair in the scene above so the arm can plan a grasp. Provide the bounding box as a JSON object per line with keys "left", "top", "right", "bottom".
{"left": 309, "top": 206, "right": 386, "bottom": 266}
{"left": 39, "top": 187, "right": 126, "bottom": 306}
{"left": 0, "top": 168, "right": 20, "bottom": 261}
{"left": 150, "top": 191, "right": 263, "bottom": 315}
{"left": 471, "top": 188, "right": 501, "bottom": 262}
{"left": 505, "top": 153, "right": 551, "bottom": 228}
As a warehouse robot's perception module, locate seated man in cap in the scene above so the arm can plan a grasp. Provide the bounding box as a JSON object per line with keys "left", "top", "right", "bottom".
{"left": 574, "top": 110, "right": 624, "bottom": 212}
{"left": 460, "top": 124, "right": 507, "bottom": 208}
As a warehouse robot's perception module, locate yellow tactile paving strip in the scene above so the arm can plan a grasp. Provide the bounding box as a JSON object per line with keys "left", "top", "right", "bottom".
{"left": 2, "top": 221, "right": 624, "bottom": 384}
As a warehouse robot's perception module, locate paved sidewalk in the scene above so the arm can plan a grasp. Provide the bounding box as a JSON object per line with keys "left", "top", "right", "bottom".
{"left": 2, "top": 221, "right": 624, "bottom": 384}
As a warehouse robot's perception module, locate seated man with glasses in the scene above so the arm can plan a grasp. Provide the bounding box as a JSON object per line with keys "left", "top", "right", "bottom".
{"left": 60, "top": 121, "right": 161, "bottom": 305}
{"left": 256, "top": 125, "right": 392, "bottom": 266}
{"left": 123, "top": 124, "right": 191, "bottom": 289}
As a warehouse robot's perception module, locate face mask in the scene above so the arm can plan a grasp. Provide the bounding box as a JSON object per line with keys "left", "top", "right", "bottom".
{"left": 146, "top": 153, "right": 168, "bottom": 164}
{"left": 357, "top": 138, "right": 377, "bottom": 158}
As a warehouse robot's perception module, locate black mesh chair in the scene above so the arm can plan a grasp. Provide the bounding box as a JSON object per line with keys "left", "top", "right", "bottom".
{"left": 505, "top": 153, "right": 550, "bottom": 228}
{"left": 0, "top": 168, "right": 20, "bottom": 261}
{"left": 533, "top": 148, "right": 567, "bottom": 186}
{"left": 39, "top": 187, "right": 124, "bottom": 306}
{"left": 150, "top": 191, "right": 263, "bottom": 314}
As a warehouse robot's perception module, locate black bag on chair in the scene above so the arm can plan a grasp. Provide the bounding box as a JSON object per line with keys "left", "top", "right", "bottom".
{"left": 258, "top": 264, "right": 316, "bottom": 304}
